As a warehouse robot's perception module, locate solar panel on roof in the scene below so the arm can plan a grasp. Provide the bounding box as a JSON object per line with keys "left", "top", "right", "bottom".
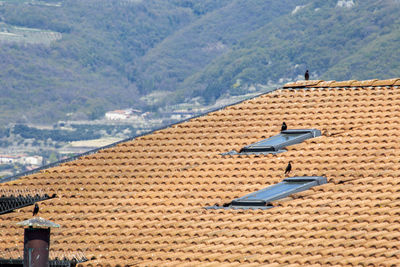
{"left": 242, "top": 132, "right": 309, "bottom": 152}
{"left": 231, "top": 176, "right": 327, "bottom": 208}
{"left": 206, "top": 176, "right": 327, "bottom": 210}
{"left": 222, "top": 129, "right": 321, "bottom": 155}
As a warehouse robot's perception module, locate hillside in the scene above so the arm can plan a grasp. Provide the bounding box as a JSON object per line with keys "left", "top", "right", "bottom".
{"left": 0, "top": 0, "right": 229, "bottom": 123}
{"left": 138, "top": 0, "right": 400, "bottom": 102}
{"left": 1, "top": 0, "right": 400, "bottom": 124}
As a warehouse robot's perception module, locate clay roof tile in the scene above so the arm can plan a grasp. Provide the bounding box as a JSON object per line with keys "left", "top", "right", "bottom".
{"left": 351, "top": 79, "right": 378, "bottom": 87}
{"left": 329, "top": 80, "right": 357, "bottom": 87}
{"left": 313, "top": 80, "right": 336, "bottom": 87}
{"left": 283, "top": 80, "right": 324, "bottom": 88}
{"left": 372, "top": 78, "right": 400, "bottom": 86}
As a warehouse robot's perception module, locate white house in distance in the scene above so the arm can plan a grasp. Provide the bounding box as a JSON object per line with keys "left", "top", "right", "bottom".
{"left": 0, "top": 155, "right": 20, "bottom": 164}
{"left": 105, "top": 109, "right": 142, "bottom": 120}
{"left": 105, "top": 110, "right": 130, "bottom": 120}
{"left": 0, "top": 155, "right": 43, "bottom": 166}
{"left": 21, "top": 156, "right": 43, "bottom": 166}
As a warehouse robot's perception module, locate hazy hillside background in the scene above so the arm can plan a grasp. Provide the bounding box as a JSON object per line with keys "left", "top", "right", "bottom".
{"left": 1, "top": 0, "right": 400, "bottom": 125}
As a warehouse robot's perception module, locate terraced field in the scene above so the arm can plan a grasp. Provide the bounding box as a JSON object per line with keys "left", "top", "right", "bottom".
{"left": 0, "top": 23, "right": 61, "bottom": 45}
{"left": 0, "top": 0, "right": 61, "bottom": 6}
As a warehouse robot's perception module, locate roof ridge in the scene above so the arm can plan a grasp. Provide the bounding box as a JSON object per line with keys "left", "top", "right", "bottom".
{"left": 283, "top": 78, "right": 400, "bottom": 88}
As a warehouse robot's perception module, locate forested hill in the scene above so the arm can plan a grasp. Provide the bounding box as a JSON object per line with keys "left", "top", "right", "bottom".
{"left": 0, "top": 0, "right": 230, "bottom": 123}
{"left": 1, "top": 0, "right": 400, "bottom": 124}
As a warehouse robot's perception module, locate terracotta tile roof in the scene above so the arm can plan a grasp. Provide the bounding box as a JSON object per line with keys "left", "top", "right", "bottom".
{"left": 282, "top": 80, "right": 323, "bottom": 88}
{"left": 372, "top": 78, "right": 400, "bottom": 86}
{"left": 2, "top": 78, "right": 400, "bottom": 266}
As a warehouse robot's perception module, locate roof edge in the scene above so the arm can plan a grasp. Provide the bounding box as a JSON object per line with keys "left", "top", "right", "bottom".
{"left": 283, "top": 80, "right": 323, "bottom": 88}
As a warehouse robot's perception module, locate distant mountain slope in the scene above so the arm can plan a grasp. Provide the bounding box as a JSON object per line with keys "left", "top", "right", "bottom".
{"left": 0, "top": 0, "right": 227, "bottom": 123}
{"left": 135, "top": 0, "right": 304, "bottom": 94}
{"left": 139, "top": 0, "right": 400, "bottom": 103}
{"left": 1, "top": 0, "right": 400, "bottom": 124}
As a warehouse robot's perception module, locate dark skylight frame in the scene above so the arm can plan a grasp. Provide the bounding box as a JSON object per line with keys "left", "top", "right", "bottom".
{"left": 222, "top": 129, "right": 321, "bottom": 155}
{"left": 0, "top": 192, "right": 56, "bottom": 215}
{"left": 206, "top": 176, "right": 327, "bottom": 210}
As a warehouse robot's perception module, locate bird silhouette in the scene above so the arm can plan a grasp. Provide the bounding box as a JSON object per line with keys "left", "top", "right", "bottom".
{"left": 33, "top": 203, "right": 39, "bottom": 216}
{"left": 305, "top": 70, "right": 309, "bottom": 81}
{"left": 284, "top": 161, "right": 292, "bottom": 176}
{"left": 281, "top": 122, "right": 287, "bottom": 132}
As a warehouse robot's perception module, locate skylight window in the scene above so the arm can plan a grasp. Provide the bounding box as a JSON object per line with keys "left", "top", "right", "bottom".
{"left": 206, "top": 176, "right": 327, "bottom": 210}
{"left": 223, "top": 129, "right": 321, "bottom": 155}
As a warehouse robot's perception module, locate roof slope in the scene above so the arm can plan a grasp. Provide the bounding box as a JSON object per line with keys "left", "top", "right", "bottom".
{"left": 1, "top": 79, "right": 400, "bottom": 266}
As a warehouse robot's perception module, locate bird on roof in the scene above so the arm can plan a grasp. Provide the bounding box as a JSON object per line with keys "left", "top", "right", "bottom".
{"left": 281, "top": 122, "right": 287, "bottom": 132}
{"left": 305, "top": 70, "right": 309, "bottom": 81}
{"left": 284, "top": 161, "right": 292, "bottom": 176}
{"left": 33, "top": 203, "right": 39, "bottom": 216}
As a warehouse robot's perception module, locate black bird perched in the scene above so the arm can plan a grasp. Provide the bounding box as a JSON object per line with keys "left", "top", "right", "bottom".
{"left": 281, "top": 122, "right": 287, "bottom": 132}
{"left": 33, "top": 203, "right": 39, "bottom": 216}
{"left": 305, "top": 70, "right": 309, "bottom": 81}
{"left": 284, "top": 161, "right": 292, "bottom": 176}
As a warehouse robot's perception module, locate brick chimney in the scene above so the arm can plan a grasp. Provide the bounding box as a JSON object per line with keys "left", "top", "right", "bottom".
{"left": 17, "top": 217, "right": 60, "bottom": 267}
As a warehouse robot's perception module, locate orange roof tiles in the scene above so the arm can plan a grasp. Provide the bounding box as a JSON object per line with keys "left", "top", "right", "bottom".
{"left": 372, "top": 78, "right": 400, "bottom": 86}
{"left": 2, "top": 78, "right": 400, "bottom": 266}
{"left": 312, "top": 80, "right": 336, "bottom": 87}
{"left": 328, "top": 80, "right": 357, "bottom": 87}
{"left": 351, "top": 79, "right": 378, "bottom": 87}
